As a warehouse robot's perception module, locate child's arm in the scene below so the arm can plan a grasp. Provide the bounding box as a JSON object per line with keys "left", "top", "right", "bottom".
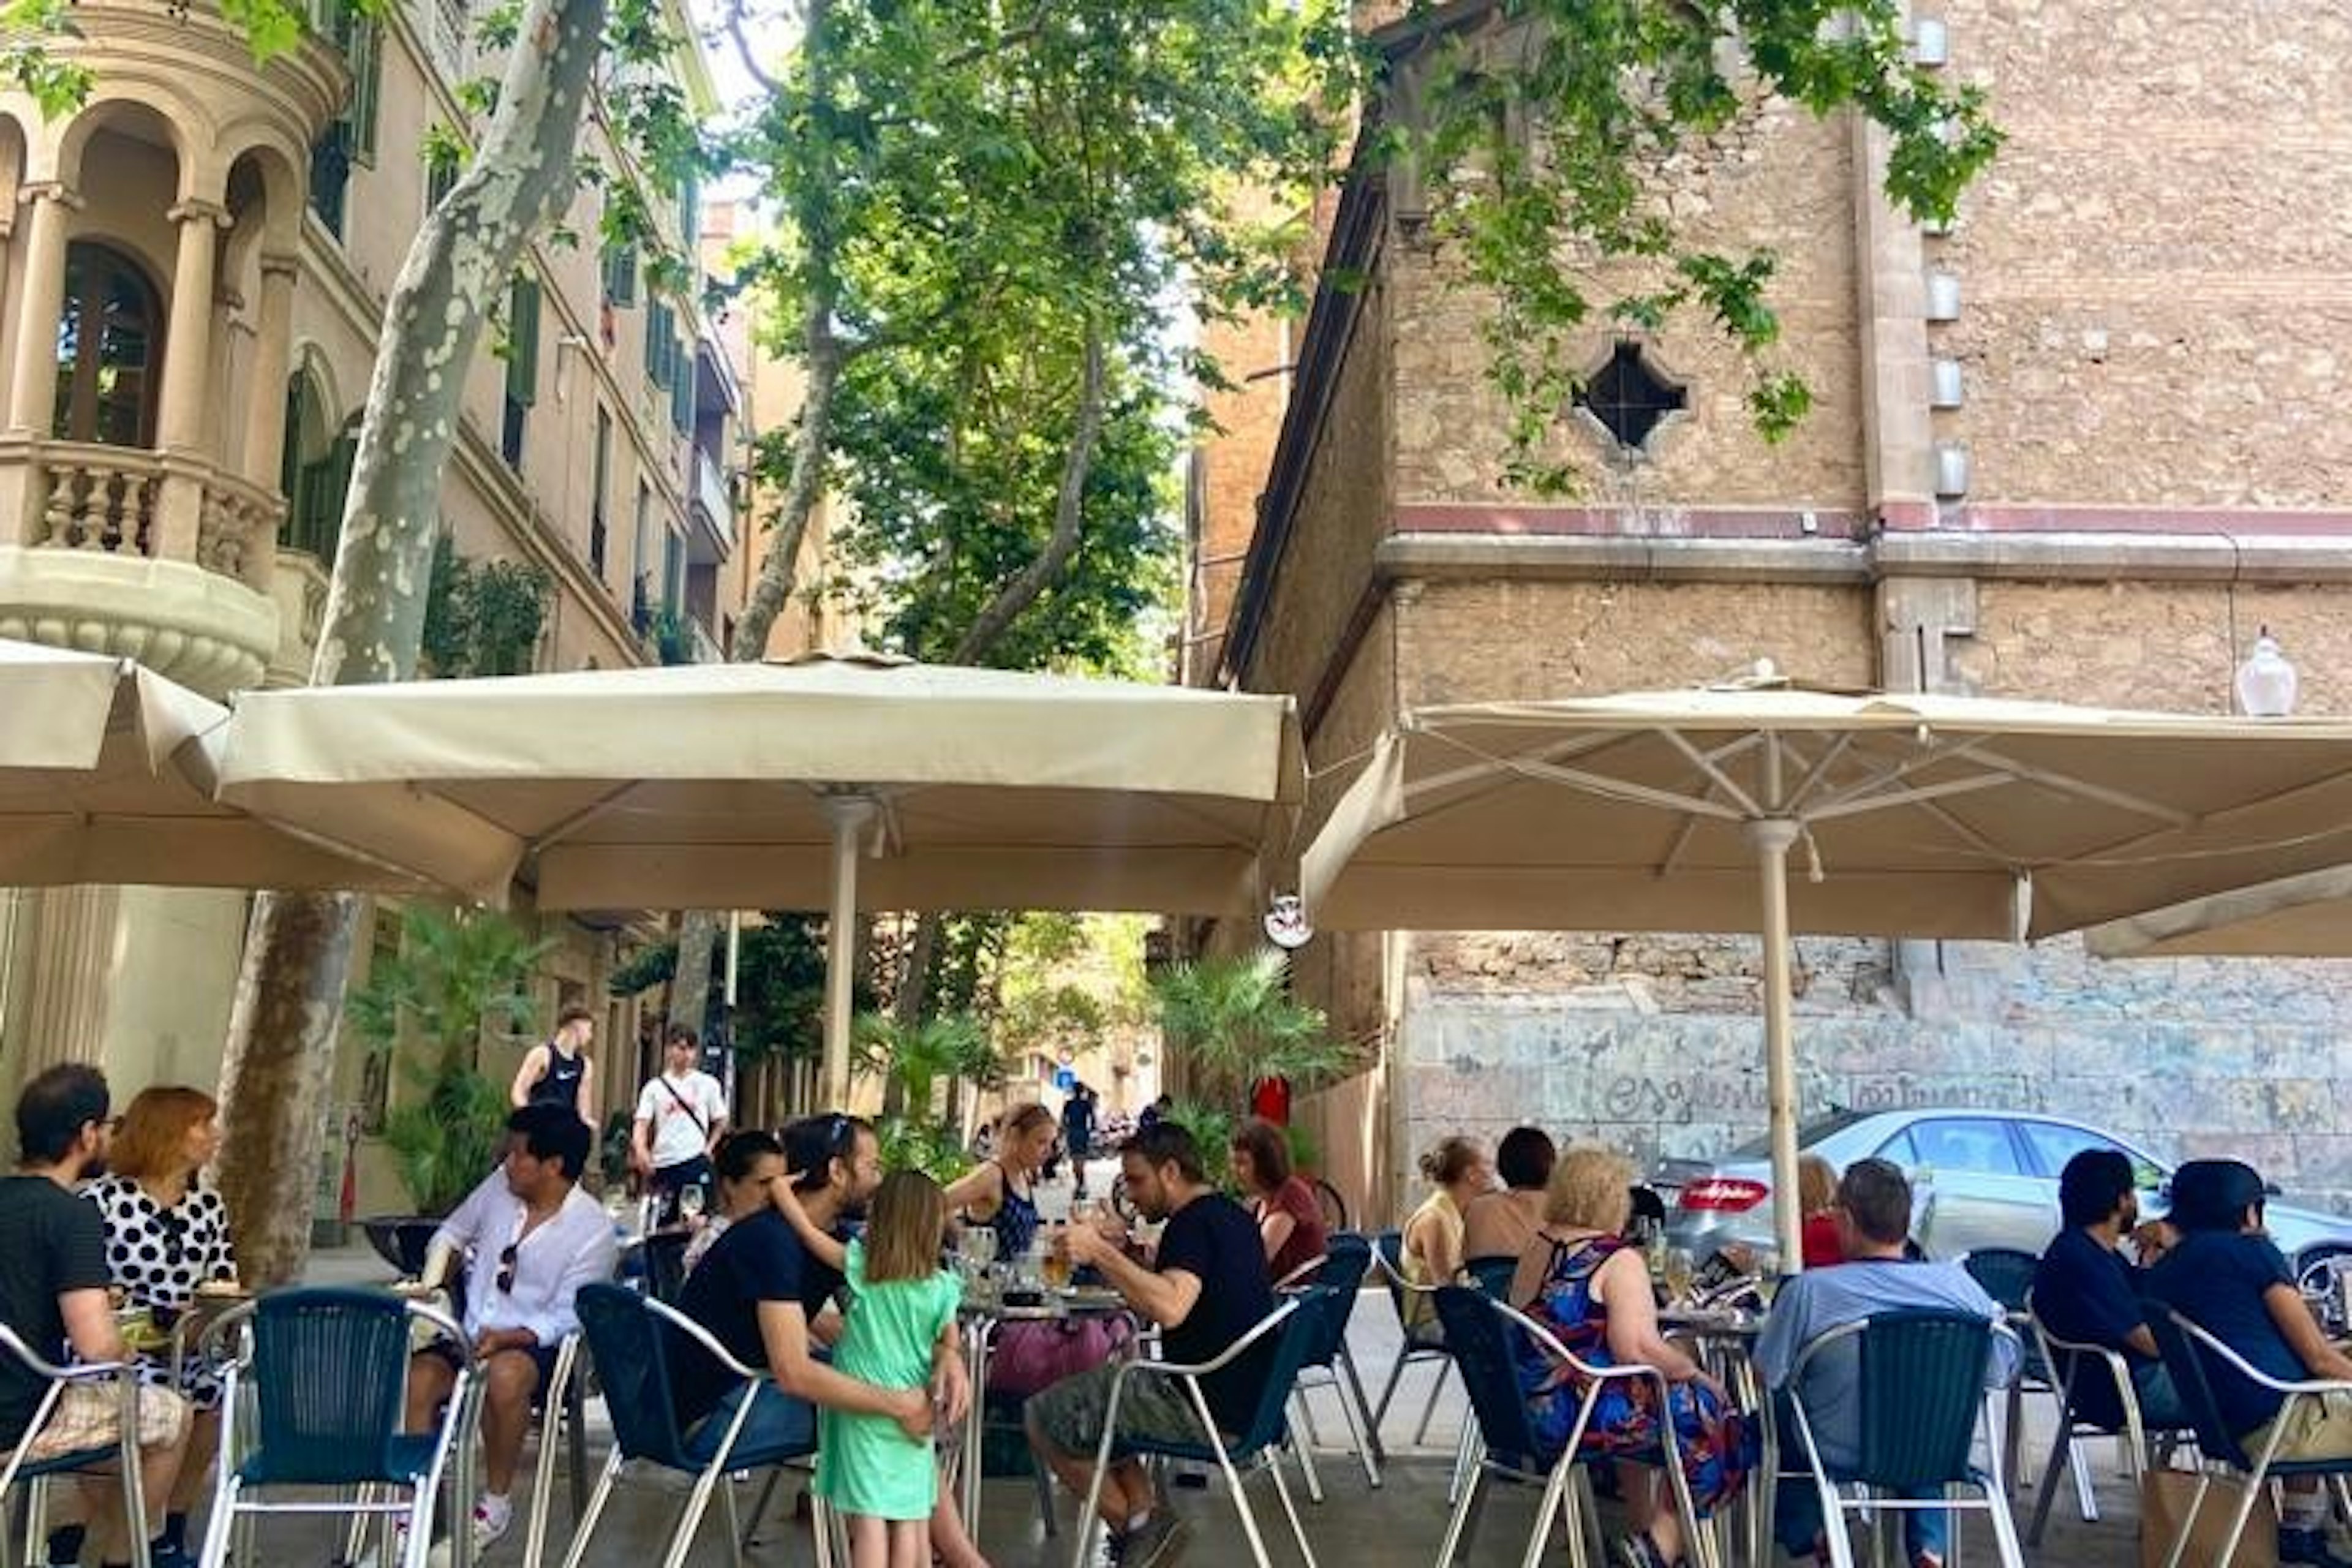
{"left": 771, "top": 1174, "right": 850, "bottom": 1271}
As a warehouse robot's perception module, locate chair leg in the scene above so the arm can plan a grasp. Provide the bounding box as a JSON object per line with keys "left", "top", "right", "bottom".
{"left": 663, "top": 1457, "right": 733, "bottom": 1568}
{"left": 2160, "top": 1471, "right": 2215, "bottom": 1568}
{"left": 1212, "top": 1447, "right": 1277, "bottom": 1568}
{"left": 1328, "top": 1360, "right": 1380, "bottom": 1489}
{"left": 1516, "top": 1457, "right": 1578, "bottom": 1568}
{"left": 738, "top": 1469, "right": 786, "bottom": 1549}
{"left": 1296, "top": 1384, "right": 1327, "bottom": 1450}
{"left": 1446, "top": 1417, "right": 1477, "bottom": 1505}
{"left": 1982, "top": 1478, "right": 2030, "bottom": 1568}
{"left": 1413, "top": 1361, "right": 1450, "bottom": 1447}
{"left": 1286, "top": 1399, "right": 1325, "bottom": 1506}
{"left": 402, "top": 1482, "right": 439, "bottom": 1568}
{"left": 1433, "top": 1467, "right": 1482, "bottom": 1568}
{"left": 197, "top": 1479, "right": 238, "bottom": 1568}
{"left": 1371, "top": 1347, "right": 1411, "bottom": 1434}
{"left": 2027, "top": 1422, "right": 2071, "bottom": 1547}
{"left": 559, "top": 1452, "right": 625, "bottom": 1568}
{"left": 2070, "top": 1436, "right": 2099, "bottom": 1523}
{"left": 1032, "top": 1454, "right": 1060, "bottom": 1537}
{"left": 1265, "top": 1450, "right": 1319, "bottom": 1568}
{"left": 1574, "top": 1468, "right": 1608, "bottom": 1568}
{"left": 720, "top": 1469, "right": 745, "bottom": 1568}
{"left": 1338, "top": 1344, "right": 1389, "bottom": 1466}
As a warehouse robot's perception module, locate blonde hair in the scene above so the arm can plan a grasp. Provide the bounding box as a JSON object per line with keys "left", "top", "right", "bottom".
{"left": 862, "top": 1169, "right": 949, "bottom": 1284}
{"left": 1798, "top": 1153, "right": 1838, "bottom": 1216}
{"left": 1544, "top": 1145, "right": 1634, "bottom": 1234}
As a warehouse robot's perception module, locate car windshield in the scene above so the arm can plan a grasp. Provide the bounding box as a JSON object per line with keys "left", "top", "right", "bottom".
{"left": 1722, "top": 1109, "right": 1869, "bottom": 1160}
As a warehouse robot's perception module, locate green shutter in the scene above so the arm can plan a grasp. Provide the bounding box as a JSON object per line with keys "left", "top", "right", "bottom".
{"left": 602, "top": 242, "right": 637, "bottom": 307}
{"left": 347, "top": 20, "right": 382, "bottom": 164}
{"left": 670, "top": 345, "right": 693, "bottom": 432}
{"left": 427, "top": 159, "right": 458, "bottom": 214}
{"left": 507, "top": 276, "right": 541, "bottom": 407}
{"left": 678, "top": 174, "right": 701, "bottom": 252}
{"left": 644, "top": 300, "right": 670, "bottom": 387}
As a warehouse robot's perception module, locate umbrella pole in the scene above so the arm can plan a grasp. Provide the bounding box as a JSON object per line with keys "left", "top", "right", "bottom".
{"left": 822, "top": 794, "right": 879, "bottom": 1109}
{"left": 1748, "top": 818, "right": 1807, "bottom": 1272}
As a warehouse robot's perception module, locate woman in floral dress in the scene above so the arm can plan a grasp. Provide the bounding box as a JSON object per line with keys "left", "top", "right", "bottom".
{"left": 1510, "top": 1145, "right": 1755, "bottom": 1568}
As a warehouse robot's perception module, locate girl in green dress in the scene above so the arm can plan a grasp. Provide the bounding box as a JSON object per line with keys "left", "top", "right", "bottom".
{"left": 780, "top": 1167, "right": 968, "bottom": 1568}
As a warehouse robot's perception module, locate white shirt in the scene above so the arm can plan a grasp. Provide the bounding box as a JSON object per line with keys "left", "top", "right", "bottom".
{"left": 635, "top": 1070, "right": 726, "bottom": 1169}
{"left": 432, "top": 1175, "right": 617, "bottom": 1346}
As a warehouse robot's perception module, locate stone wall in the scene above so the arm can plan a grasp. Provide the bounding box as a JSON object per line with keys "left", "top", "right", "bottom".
{"left": 1398, "top": 931, "right": 2352, "bottom": 1220}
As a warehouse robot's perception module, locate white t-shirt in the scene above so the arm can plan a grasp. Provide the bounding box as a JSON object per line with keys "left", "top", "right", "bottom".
{"left": 635, "top": 1070, "right": 726, "bottom": 1170}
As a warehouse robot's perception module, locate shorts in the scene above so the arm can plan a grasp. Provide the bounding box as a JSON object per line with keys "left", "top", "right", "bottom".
{"left": 1027, "top": 1362, "right": 1216, "bottom": 1461}
{"left": 685, "top": 1380, "right": 816, "bottom": 1464}
{"left": 18, "top": 1380, "right": 189, "bottom": 1462}
{"left": 421, "top": 1338, "right": 562, "bottom": 1402}
{"left": 2247, "top": 1389, "right": 2352, "bottom": 1461}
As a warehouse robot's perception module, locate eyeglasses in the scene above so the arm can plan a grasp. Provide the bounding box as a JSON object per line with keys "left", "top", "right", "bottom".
{"left": 156, "top": 1206, "right": 186, "bottom": 1268}
{"left": 496, "top": 1242, "right": 520, "bottom": 1294}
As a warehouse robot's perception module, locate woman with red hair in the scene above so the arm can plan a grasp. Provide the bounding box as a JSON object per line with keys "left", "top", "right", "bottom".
{"left": 86, "top": 1085, "right": 238, "bottom": 1559}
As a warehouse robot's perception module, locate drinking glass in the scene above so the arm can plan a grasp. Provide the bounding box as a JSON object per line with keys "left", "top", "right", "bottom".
{"left": 1041, "top": 1245, "right": 1072, "bottom": 1291}
{"left": 679, "top": 1185, "right": 707, "bottom": 1223}
{"left": 1662, "top": 1246, "right": 1695, "bottom": 1303}
{"left": 1752, "top": 1248, "right": 1783, "bottom": 1308}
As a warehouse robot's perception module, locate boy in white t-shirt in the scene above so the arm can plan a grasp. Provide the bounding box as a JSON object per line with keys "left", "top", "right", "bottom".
{"left": 630, "top": 1023, "right": 728, "bottom": 1221}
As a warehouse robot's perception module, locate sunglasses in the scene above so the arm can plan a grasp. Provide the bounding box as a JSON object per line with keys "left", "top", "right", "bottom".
{"left": 496, "top": 1241, "right": 521, "bottom": 1295}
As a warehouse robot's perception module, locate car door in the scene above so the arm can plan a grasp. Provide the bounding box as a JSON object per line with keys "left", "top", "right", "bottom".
{"left": 1883, "top": 1116, "right": 2047, "bottom": 1258}
{"left": 2014, "top": 1118, "right": 2169, "bottom": 1232}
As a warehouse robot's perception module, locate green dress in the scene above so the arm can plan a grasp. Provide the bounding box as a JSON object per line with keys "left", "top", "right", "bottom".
{"left": 815, "top": 1239, "right": 962, "bottom": 1521}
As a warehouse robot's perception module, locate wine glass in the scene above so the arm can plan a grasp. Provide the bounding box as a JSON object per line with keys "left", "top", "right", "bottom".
{"left": 1752, "top": 1246, "right": 1783, "bottom": 1308}
{"left": 679, "top": 1184, "right": 707, "bottom": 1224}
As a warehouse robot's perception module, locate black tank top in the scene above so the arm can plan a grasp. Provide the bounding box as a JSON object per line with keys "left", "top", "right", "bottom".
{"left": 530, "top": 1044, "right": 585, "bottom": 1109}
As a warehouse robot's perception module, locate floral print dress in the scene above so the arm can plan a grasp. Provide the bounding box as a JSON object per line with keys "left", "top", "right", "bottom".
{"left": 1519, "top": 1234, "right": 1754, "bottom": 1515}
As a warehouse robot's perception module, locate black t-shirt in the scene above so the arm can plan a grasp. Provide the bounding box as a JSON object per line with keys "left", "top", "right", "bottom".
{"left": 1156, "top": 1191, "right": 1276, "bottom": 1431}
{"left": 0, "top": 1175, "right": 110, "bottom": 1447}
{"left": 670, "top": 1207, "right": 843, "bottom": 1424}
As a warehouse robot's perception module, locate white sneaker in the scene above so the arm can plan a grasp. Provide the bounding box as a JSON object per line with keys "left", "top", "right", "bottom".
{"left": 470, "top": 1495, "right": 513, "bottom": 1555}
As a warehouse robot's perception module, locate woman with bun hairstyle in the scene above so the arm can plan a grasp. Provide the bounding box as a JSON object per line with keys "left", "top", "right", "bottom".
{"left": 1401, "top": 1136, "right": 1488, "bottom": 1329}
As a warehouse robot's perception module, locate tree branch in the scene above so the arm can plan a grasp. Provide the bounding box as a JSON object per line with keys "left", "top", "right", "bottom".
{"left": 948, "top": 318, "right": 1107, "bottom": 665}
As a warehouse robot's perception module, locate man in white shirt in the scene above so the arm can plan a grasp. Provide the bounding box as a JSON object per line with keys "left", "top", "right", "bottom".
{"left": 405, "top": 1104, "right": 618, "bottom": 1553}
{"left": 631, "top": 1023, "right": 728, "bottom": 1221}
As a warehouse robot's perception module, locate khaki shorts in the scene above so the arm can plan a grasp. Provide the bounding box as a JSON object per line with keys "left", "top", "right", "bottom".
{"left": 2247, "top": 1390, "right": 2352, "bottom": 1462}
{"left": 1027, "top": 1362, "right": 1214, "bottom": 1460}
{"left": 19, "top": 1381, "right": 189, "bottom": 1463}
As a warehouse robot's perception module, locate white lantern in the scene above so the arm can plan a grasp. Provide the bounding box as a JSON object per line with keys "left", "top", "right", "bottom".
{"left": 2236, "top": 627, "right": 2299, "bottom": 717}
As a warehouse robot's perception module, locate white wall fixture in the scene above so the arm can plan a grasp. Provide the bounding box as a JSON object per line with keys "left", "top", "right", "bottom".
{"left": 1926, "top": 270, "right": 1962, "bottom": 321}
{"left": 1931, "top": 358, "right": 1965, "bottom": 408}
{"left": 1913, "top": 17, "right": 1950, "bottom": 66}
{"left": 1934, "top": 442, "right": 1970, "bottom": 497}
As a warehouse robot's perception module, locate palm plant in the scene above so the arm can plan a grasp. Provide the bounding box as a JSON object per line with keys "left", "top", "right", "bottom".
{"left": 854, "top": 1011, "right": 1003, "bottom": 1177}
{"left": 350, "top": 907, "right": 555, "bottom": 1214}
{"left": 1151, "top": 949, "right": 1349, "bottom": 1094}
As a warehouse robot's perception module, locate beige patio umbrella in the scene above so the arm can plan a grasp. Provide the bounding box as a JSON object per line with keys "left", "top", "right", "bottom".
{"left": 0, "top": 637, "right": 432, "bottom": 892}
{"left": 2083, "top": 864, "right": 2352, "bottom": 959}
{"left": 1300, "top": 679, "right": 2352, "bottom": 1267}
{"left": 217, "top": 652, "right": 1303, "bottom": 1104}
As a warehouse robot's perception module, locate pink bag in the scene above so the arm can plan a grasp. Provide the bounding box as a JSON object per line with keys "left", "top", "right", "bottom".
{"left": 987, "top": 1313, "right": 1134, "bottom": 1400}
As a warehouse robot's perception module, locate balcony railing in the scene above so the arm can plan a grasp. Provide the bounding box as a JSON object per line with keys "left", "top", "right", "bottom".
{"left": 17, "top": 440, "right": 286, "bottom": 592}
{"left": 692, "top": 447, "right": 733, "bottom": 554}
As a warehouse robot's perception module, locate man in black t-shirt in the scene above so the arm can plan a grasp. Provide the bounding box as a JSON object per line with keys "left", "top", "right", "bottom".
{"left": 1028, "top": 1121, "right": 1276, "bottom": 1566}
{"left": 671, "top": 1114, "right": 983, "bottom": 1568}
{"left": 0, "top": 1065, "right": 190, "bottom": 1568}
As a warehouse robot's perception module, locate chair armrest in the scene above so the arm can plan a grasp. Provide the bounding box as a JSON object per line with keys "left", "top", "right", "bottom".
{"left": 1117, "top": 1298, "right": 1300, "bottom": 1381}
{"left": 1274, "top": 1255, "right": 1329, "bottom": 1292}
{"left": 642, "top": 1295, "right": 768, "bottom": 1382}
{"left": 0, "top": 1323, "right": 128, "bottom": 1383}
{"left": 1491, "top": 1298, "right": 1681, "bottom": 1390}
{"left": 2169, "top": 1310, "right": 2352, "bottom": 1398}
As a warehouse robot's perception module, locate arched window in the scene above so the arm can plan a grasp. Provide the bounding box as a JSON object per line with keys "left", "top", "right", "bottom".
{"left": 53, "top": 241, "right": 162, "bottom": 448}
{"left": 279, "top": 374, "right": 356, "bottom": 564}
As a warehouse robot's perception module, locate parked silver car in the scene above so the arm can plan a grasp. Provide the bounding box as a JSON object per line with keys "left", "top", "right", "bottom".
{"left": 1653, "top": 1108, "right": 2352, "bottom": 1269}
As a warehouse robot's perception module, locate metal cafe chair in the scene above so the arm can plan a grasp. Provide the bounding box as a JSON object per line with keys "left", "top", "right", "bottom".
{"left": 1069, "top": 1292, "right": 1329, "bottom": 1568}
{"left": 0, "top": 1325, "right": 160, "bottom": 1568}
{"left": 1782, "top": 1309, "right": 2026, "bottom": 1568}
{"left": 197, "top": 1287, "right": 473, "bottom": 1568}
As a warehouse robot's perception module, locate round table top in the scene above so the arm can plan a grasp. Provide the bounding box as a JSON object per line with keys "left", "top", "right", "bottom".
{"left": 962, "top": 1287, "right": 1129, "bottom": 1322}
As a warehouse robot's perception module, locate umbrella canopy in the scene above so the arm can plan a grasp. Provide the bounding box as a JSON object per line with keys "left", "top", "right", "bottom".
{"left": 2084, "top": 864, "right": 2352, "bottom": 959}
{"left": 1300, "top": 680, "right": 2352, "bottom": 1266}
{"left": 0, "top": 638, "right": 429, "bottom": 893}
{"left": 217, "top": 652, "right": 1305, "bottom": 1101}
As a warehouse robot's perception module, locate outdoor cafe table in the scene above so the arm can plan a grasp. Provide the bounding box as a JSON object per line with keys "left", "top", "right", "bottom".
{"left": 953, "top": 1286, "right": 1133, "bottom": 1531}
{"left": 1660, "top": 1302, "right": 1773, "bottom": 1568}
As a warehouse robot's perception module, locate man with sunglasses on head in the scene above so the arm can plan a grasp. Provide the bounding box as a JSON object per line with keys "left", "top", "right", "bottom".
{"left": 676, "top": 1113, "right": 985, "bottom": 1568}
{"left": 402, "top": 1103, "right": 617, "bottom": 1555}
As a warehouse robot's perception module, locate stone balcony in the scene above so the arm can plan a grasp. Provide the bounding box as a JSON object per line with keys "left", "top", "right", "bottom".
{"left": 0, "top": 435, "right": 285, "bottom": 696}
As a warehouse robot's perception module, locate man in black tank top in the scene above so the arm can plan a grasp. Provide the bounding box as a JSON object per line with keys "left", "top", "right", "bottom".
{"left": 511, "top": 1005, "right": 597, "bottom": 1129}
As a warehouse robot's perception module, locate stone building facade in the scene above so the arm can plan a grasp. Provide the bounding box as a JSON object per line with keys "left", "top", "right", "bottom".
{"left": 0, "top": 0, "right": 785, "bottom": 1210}
{"left": 1199, "top": 0, "right": 2352, "bottom": 1221}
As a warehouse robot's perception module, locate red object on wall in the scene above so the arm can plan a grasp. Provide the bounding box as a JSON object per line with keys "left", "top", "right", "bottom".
{"left": 1251, "top": 1076, "right": 1292, "bottom": 1126}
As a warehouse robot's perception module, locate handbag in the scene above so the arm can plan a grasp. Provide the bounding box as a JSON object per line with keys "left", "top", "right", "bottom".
{"left": 987, "top": 1312, "right": 1134, "bottom": 1400}
{"left": 2138, "top": 1467, "right": 2278, "bottom": 1568}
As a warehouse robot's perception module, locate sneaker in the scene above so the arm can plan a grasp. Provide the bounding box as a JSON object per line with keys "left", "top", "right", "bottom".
{"left": 1613, "top": 1532, "right": 1670, "bottom": 1568}
{"left": 470, "top": 1494, "right": 513, "bottom": 1555}
{"left": 1114, "top": 1513, "right": 1188, "bottom": 1568}
{"left": 2280, "top": 1527, "right": 2352, "bottom": 1568}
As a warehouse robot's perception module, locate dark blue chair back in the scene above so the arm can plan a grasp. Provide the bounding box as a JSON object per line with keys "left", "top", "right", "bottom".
{"left": 1294, "top": 1237, "right": 1370, "bottom": 1370}
{"left": 1850, "top": 1310, "right": 1996, "bottom": 1491}
{"left": 2147, "top": 1308, "right": 2255, "bottom": 1472}
{"left": 1433, "top": 1284, "right": 1542, "bottom": 1472}
{"left": 1226, "top": 1290, "right": 1343, "bottom": 1460}
{"left": 1464, "top": 1255, "right": 1518, "bottom": 1301}
{"left": 1961, "top": 1248, "right": 2038, "bottom": 1313}
{"left": 576, "top": 1282, "right": 695, "bottom": 1472}
{"left": 641, "top": 1230, "right": 691, "bottom": 1305}
{"left": 247, "top": 1288, "right": 419, "bottom": 1486}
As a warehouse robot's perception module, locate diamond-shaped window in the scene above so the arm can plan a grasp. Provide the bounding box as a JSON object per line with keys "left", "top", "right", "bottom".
{"left": 1577, "top": 341, "right": 1687, "bottom": 452}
